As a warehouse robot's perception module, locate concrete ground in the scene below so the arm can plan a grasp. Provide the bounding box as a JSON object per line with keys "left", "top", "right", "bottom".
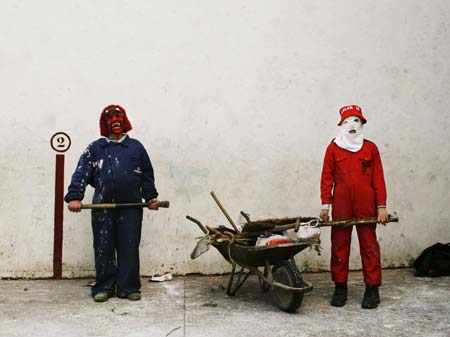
{"left": 0, "top": 268, "right": 449, "bottom": 337}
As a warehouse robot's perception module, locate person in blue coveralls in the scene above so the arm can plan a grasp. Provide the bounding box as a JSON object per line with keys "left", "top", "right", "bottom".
{"left": 64, "top": 104, "right": 160, "bottom": 302}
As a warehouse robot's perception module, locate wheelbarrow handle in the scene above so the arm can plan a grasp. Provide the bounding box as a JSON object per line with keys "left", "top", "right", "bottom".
{"left": 186, "top": 215, "right": 208, "bottom": 234}
{"left": 81, "top": 200, "right": 170, "bottom": 209}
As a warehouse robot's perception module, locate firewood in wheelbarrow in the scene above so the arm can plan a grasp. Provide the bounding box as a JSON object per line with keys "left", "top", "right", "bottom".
{"left": 241, "top": 216, "right": 318, "bottom": 233}
{"left": 241, "top": 221, "right": 277, "bottom": 232}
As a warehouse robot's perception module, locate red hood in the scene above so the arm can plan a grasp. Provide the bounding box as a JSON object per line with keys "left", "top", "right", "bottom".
{"left": 99, "top": 104, "right": 133, "bottom": 136}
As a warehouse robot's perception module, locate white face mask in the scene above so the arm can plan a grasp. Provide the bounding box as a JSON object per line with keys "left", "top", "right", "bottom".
{"left": 334, "top": 116, "right": 364, "bottom": 152}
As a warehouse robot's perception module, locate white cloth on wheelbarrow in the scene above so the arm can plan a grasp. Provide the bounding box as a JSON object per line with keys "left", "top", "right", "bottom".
{"left": 284, "top": 226, "right": 321, "bottom": 241}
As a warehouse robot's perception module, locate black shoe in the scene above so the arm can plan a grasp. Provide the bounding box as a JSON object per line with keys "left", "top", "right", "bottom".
{"left": 362, "top": 284, "right": 380, "bottom": 309}
{"left": 331, "top": 282, "right": 347, "bottom": 307}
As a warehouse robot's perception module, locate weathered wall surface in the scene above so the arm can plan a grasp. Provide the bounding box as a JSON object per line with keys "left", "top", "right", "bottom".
{"left": 1, "top": 1, "right": 449, "bottom": 277}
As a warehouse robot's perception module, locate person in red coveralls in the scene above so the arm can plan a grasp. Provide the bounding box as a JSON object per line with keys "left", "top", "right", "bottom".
{"left": 319, "top": 105, "right": 388, "bottom": 309}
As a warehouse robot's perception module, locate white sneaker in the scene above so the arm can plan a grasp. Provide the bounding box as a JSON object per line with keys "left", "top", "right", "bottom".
{"left": 150, "top": 272, "right": 173, "bottom": 282}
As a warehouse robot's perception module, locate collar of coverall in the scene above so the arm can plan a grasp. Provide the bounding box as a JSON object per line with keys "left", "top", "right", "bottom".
{"left": 100, "top": 134, "right": 130, "bottom": 148}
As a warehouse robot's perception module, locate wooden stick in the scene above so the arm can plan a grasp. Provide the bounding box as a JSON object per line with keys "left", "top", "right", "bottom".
{"left": 81, "top": 200, "right": 170, "bottom": 209}
{"left": 319, "top": 214, "right": 399, "bottom": 227}
{"left": 239, "top": 214, "right": 399, "bottom": 238}
{"left": 205, "top": 225, "right": 222, "bottom": 236}
{"left": 210, "top": 191, "right": 241, "bottom": 233}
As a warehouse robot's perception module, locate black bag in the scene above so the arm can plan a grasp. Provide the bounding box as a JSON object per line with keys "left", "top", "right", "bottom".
{"left": 413, "top": 242, "right": 450, "bottom": 277}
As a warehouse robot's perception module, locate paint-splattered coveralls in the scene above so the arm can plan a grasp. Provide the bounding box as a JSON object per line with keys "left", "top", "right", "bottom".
{"left": 320, "top": 140, "right": 387, "bottom": 285}
{"left": 64, "top": 135, "right": 158, "bottom": 295}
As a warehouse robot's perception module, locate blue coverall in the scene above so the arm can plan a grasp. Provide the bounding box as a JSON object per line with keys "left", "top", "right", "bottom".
{"left": 64, "top": 135, "right": 158, "bottom": 295}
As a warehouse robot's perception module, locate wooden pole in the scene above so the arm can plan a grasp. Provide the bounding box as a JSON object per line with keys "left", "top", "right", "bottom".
{"left": 210, "top": 191, "right": 241, "bottom": 233}
{"left": 81, "top": 201, "right": 170, "bottom": 209}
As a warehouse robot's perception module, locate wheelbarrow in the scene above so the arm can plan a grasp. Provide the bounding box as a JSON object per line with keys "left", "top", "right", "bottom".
{"left": 187, "top": 215, "right": 316, "bottom": 313}
{"left": 188, "top": 191, "right": 398, "bottom": 313}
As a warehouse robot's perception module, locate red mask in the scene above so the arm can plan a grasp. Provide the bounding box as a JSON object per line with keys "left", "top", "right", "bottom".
{"left": 105, "top": 109, "right": 125, "bottom": 134}
{"left": 99, "top": 105, "right": 133, "bottom": 136}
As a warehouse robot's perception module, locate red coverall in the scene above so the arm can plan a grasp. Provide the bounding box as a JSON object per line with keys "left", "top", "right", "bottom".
{"left": 320, "top": 140, "right": 387, "bottom": 285}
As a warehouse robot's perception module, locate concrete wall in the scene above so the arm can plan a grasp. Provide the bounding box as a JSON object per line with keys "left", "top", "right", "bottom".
{"left": 1, "top": 1, "right": 449, "bottom": 278}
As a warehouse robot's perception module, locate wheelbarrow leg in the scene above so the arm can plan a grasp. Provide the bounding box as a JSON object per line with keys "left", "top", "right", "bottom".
{"left": 258, "top": 265, "right": 271, "bottom": 292}
{"left": 226, "top": 263, "right": 237, "bottom": 295}
{"left": 226, "top": 263, "right": 252, "bottom": 296}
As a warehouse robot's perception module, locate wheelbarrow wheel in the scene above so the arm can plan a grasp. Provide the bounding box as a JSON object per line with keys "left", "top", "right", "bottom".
{"left": 270, "top": 260, "right": 304, "bottom": 313}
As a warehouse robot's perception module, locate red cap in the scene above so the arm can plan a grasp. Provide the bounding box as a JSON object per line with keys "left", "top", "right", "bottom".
{"left": 99, "top": 104, "right": 133, "bottom": 136}
{"left": 338, "top": 105, "right": 367, "bottom": 125}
